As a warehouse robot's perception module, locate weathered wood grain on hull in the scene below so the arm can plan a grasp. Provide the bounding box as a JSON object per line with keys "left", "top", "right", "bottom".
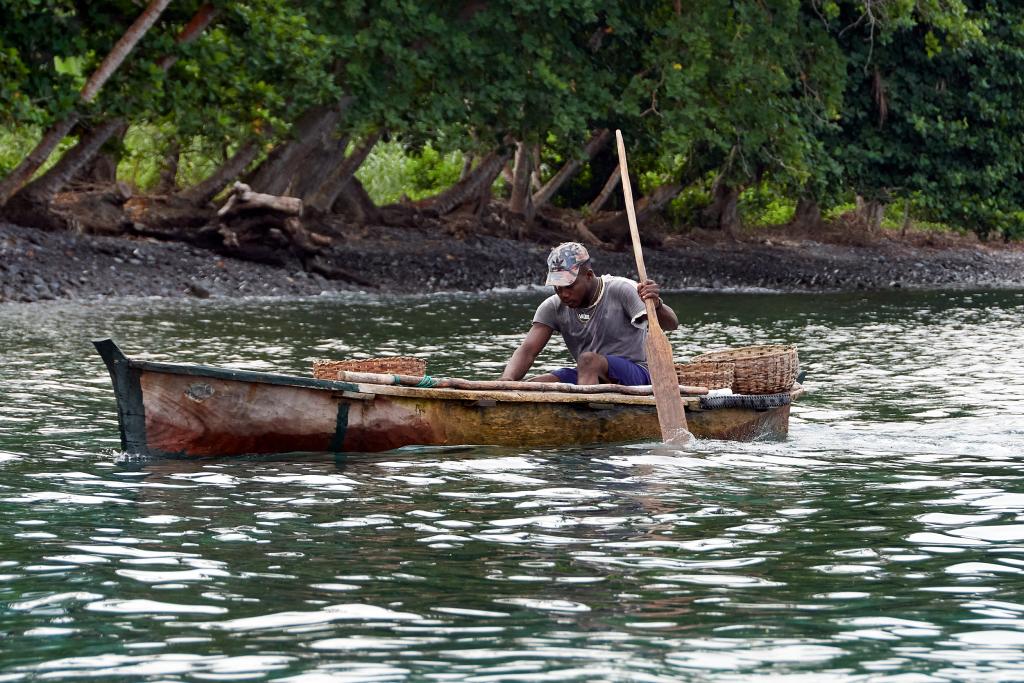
{"left": 349, "top": 395, "right": 790, "bottom": 449}
{"left": 140, "top": 372, "right": 788, "bottom": 456}
{"left": 141, "top": 372, "right": 342, "bottom": 456}
{"left": 140, "top": 375, "right": 663, "bottom": 454}
{"left": 348, "top": 397, "right": 662, "bottom": 451}
{"left": 95, "top": 339, "right": 796, "bottom": 457}
{"left": 340, "top": 395, "right": 446, "bottom": 452}
{"left": 142, "top": 376, "right": 456, "bottom": 456}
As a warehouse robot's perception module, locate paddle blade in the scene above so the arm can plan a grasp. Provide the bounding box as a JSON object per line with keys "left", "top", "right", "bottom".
{"left": 644, "top": 329, "right": 692, "bottom": 445}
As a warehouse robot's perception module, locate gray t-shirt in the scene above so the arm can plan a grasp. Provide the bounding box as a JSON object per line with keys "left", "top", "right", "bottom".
{"left": 533, "top": 275, "right": 648, "bottom": 365}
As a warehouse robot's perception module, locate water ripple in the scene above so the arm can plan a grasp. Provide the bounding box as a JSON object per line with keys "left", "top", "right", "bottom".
{"left": 1, "top": 290, "right": 1023, "bottom": 679}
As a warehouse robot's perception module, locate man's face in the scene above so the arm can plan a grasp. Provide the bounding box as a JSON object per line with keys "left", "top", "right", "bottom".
{"left": 554, "top": 269, "right": 592, "bottom": 308}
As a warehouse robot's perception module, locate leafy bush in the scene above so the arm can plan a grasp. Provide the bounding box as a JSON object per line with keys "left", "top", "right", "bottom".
{"left": 739, "top": 184, "right": 795, "bottom": 226}
{"left": 0, "top": 127, "right": 35, "bottom": 176}
{"left": 119, "top": 125, "right": 166, "bottom": 191}
{"left": 665, "top": 184, "right": 711, "bottom": 228}
{"left": 357, "top": 140, "right": 464, "bottom": 205}
{"left": 0, "top": 125, "right": 75, "bottom": 178}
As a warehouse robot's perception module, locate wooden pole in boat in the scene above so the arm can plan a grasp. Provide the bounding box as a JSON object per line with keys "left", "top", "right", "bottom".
{"left": 615, "top": 129, "right": 691, "bottom": 444}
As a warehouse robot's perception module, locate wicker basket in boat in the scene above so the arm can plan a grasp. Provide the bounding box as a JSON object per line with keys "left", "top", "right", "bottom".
{"left": 690, "top": 344, "right": 798, "bottom": 395}
{"left": 674, "top": 361, "right": 735, "bottom": 390}
{"left": 312, "top": 356, "right": 426, "bottom": 380}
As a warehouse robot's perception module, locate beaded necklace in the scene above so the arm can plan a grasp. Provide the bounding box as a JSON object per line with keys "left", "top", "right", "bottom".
{"left": 574, "top": 277, "right": 605, "bottom": 323}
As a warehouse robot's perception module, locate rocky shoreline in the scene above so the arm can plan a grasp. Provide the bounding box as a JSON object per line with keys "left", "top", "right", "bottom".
{"left": 2, "top": 220, "right": 1023, "bottom": 303}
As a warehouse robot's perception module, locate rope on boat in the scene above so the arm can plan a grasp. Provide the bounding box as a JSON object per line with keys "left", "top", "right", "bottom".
{"left": 699, "top": 393, "right": 791, "bottom": 411}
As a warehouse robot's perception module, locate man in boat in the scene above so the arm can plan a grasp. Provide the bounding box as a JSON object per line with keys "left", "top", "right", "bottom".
{"left": 499, "top": 242, "right": 678, "bottom": 385}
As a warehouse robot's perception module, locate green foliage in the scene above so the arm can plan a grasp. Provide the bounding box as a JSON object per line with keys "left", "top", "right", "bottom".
{"left": 829, "top": 0, "right": 1024, "bottom": 240}
{"left": 618, "top": 0, "right": 846, "bottom": 195}
{"left": 357, "top": 140, "right": 464, "bottom": 204}
{"left": 2, "top": 0, "right": 1024, "bottom": 242}
{"left": 665, "top": 184, "right": 712, "bottom": 226}
{"left": 0, "top": 127, "right": 37, "bottom": 176}
{"left": 130, "top": 0, "right": 340, "bottom": 143}
{"left": 115, "top": 124, "right": 250, "bottom": 192}
{"left": 175, "top": 137, "right": 230, "bottom": 190}
{"left": 0, "top": 125, "right": 76, "bottom": 176}
{"left": 116, "top": 124, "right": 222, "bottom": 191}
{"left": 0, "top": 4, "right": 82, "bottom": 124}
{"left": 740, "top": 184, "right": 796, "bottom": 226}
{"left": 118, "top": 124, "right": 166, "bottom": 190}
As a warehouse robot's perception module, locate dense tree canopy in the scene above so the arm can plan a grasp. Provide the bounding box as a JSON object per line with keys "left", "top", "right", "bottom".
{"left": 1, "top": 0, "right": 1020, "bottom": 240}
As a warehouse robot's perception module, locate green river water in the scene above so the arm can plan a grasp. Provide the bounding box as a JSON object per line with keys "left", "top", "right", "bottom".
{"left": 1, "top": 288, "right": 1023, "bottom": 681}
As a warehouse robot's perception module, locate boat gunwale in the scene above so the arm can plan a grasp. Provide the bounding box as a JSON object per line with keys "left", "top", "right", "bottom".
{"left": 126, "top": 357, "right": 675, "bottom": 405}
{"left": 126, "top": 356, "right": 803, "bottom": 407}
{"left": 127, "top": 357, "right": 363, "bottom": 393}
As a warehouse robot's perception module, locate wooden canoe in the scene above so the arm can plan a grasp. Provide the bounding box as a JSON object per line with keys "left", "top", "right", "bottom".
{"left": 94, "top": 339, "right": 801, "bottom": 458}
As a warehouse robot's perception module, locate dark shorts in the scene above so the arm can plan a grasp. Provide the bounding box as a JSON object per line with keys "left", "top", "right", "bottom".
{"left": 551, "top": 355, "right": 651, "bottom": 386}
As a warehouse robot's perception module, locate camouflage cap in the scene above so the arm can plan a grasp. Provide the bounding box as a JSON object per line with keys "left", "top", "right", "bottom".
{"left": 545, "top": 242, "right": 590, "bottom": 287}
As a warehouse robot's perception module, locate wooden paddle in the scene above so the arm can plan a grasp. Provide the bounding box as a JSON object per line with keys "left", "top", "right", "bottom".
{"left": 615, "top": 129, "right": 692, "bottom": 444}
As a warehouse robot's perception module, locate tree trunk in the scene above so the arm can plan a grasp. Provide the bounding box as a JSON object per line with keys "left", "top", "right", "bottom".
{"left": 293, "top": 134, "right": 350, "bottom": 200}
{"left": 719, "top": 188, "right": 741, "bottom": 238}
{"left": 76, "top": 143, "right": 122, "bottom": 185}
{"left": 702, "top": 179, "right": 741, "bottom": 237}
{"left": 459, "top": 153, "right": 475, "bottom": 180}
{"left": 867, "top": 202, "right": 884, "bottom": 232}
{"left": 587, "top": 166, "right": 621, "bottom": 213}
{"left": 156, "top": 3, "right": 218, "bottom": 71}
{"left": 587, "top": 182, "right": 681, "bottom": 248}
{"left": 246, "top": 102, "right": 350, "bottom": 195}
{"left": 508, "top": 141, "right": 534, "bottom": 221}
{"left": 855, "top": 195, "right": 885, "bottom": 233}
{"left": 900, "top": 198, "right": 912, "bottom": 237}
{"left": 332, "top": 176, "right": 380, "bottom": 224}
{"left": 82, "top": 0, "right": 174, "bottom": 101}
{"left": 305, "top": 132, "right": 381, "bottom": 214}
{"left": 530, "top": 144, "right": 542, "bottom": 192}
{"left": 17, "top": 118, "right": 127, "bottom": 205}
{"left": 75, "top": 118, "right": 128, "bottom": 186}
{"left": 0, "top": 117, "right": 79, "bottom": 208}
{"left": 154, "top": 141, "right": 180, "bottom": 194}
{"left": 418, "top": 149, "right": 512, "bottom": 216}
{"left": 533, "top": 128, "right": 610, "bottom": 210}
{"left": 643, "top": 182, "right": 684, "bottom": 214}
{"left": 180, "top": 140, "right": 260, "bottom": 205}
{"left": 0, "top": 0, "right": 172, "bottom": 207}
{"left": 500, "top": 159, "right": 515, "bottom": 186}
{"left": 789, "top": 196, "right": 822, "bottom": 232}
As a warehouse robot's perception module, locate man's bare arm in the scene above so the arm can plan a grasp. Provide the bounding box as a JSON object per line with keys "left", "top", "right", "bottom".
{"left": 637, "top": 279, "right": 679, "bottom": 330}
{"left": 499, "top": 323, "right": 553, "bottom": 380}
{"left": 653, "top": 301, "right": 679, "bottom": 330}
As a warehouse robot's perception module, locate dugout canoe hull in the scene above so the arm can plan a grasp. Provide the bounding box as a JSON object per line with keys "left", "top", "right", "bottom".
{"left": 95, "top": 339, "right": 797, "bottom": 458}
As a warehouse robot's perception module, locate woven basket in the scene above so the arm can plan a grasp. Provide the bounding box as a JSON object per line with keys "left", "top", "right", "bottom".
{"left": 312, "top": 356, "right": 426, "bottom": 380}
{"left": 690, "top": 345, "right": 798, "bottom": 395}
{"left": 674, "top": 361, "right": 735, "bottom": 390}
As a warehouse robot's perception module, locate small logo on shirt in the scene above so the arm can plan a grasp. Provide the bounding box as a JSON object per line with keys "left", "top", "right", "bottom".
{"left": 576, "top": 311, "right": 591, "bottom": 323}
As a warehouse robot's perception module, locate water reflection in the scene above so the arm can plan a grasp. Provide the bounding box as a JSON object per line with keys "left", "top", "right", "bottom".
{"left": 0, "top": 289, "right": 1022, "bottom": 680}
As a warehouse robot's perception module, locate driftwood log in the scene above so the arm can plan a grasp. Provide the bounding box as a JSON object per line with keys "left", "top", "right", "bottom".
{"left": 218, "top": 182, "right": 303, "bottom": 218}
